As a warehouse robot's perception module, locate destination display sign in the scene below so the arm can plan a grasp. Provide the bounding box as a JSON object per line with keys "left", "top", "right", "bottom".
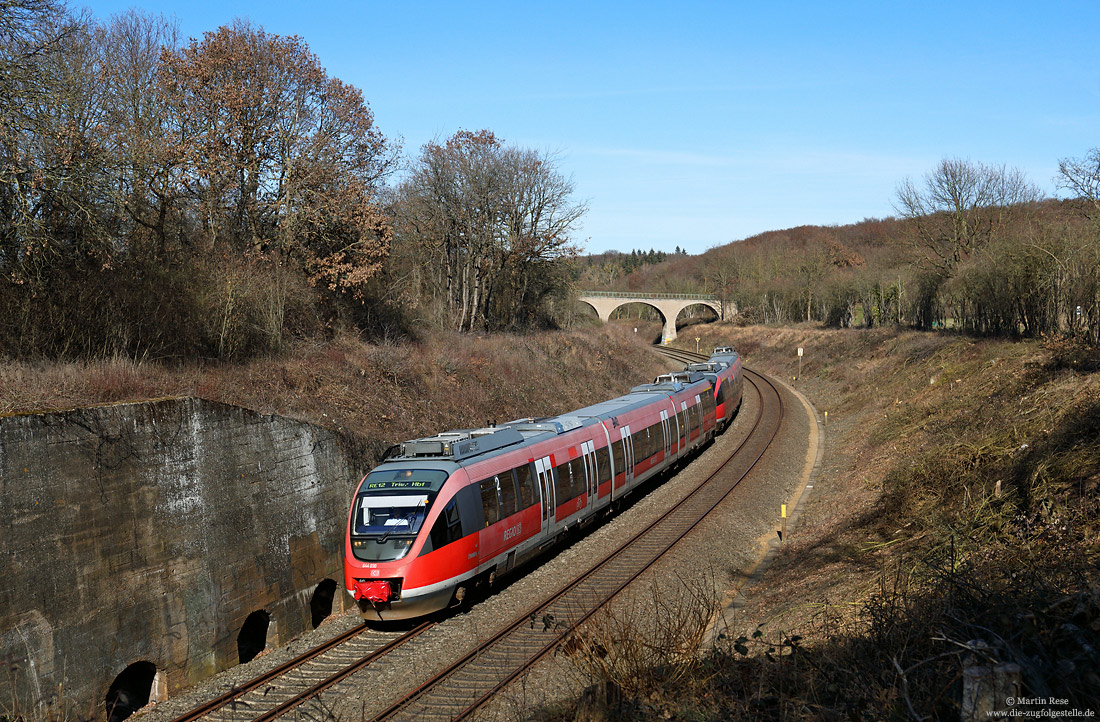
{"left": 365, "top": 479, "right": 433, "bottom": 491}
{"left": 361, "top": 468, "right": 449, "bottom": 493}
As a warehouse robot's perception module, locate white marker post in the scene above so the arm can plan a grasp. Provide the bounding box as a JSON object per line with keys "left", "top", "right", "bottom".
{"left": 797, "top": 346, "right": 804, "bottom": 380}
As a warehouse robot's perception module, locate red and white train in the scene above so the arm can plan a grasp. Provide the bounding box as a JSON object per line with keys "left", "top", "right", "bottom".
{"left": 343, "top": 346, "right": 743, "bottom": 620}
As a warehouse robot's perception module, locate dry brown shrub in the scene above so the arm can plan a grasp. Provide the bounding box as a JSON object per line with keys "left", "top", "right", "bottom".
{"left": 561, "top": 572, "right": 722, "bottom": 705}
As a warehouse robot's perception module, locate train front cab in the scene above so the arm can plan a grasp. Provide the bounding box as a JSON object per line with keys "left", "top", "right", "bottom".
{"left": 345, "top": 462, "right": 484, "bottom": 620}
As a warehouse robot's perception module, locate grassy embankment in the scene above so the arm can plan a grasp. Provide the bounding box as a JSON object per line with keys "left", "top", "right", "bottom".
{"left": 0, "top": 325, "right": 669, "bottom": 459}
{"left": 553, "top": 323, "right": 1100, "bottom": 720}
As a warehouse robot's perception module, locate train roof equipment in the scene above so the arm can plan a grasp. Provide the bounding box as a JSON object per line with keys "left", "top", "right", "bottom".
{"left": 648, "top": 371, "right": 707, "bottom": 387}
{"left": 392, "top": 426, "right": 525, "bottom": 461}
{"left": 500, "top": 415, "right": 598, "bottom": 442}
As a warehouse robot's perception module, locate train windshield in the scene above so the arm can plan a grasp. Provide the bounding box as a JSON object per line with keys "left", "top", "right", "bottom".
{"left": 350, "top": 469, "right": 448, "bottom": 562}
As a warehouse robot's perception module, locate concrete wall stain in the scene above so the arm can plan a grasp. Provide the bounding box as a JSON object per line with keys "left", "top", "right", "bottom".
{"left": 0, "top": 397, "right": 369, "bottom": 715}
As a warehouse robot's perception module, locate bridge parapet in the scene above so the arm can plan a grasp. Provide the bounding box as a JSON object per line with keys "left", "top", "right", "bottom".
{"left": 580, "top": 291, "right": 721, "bottom": 301}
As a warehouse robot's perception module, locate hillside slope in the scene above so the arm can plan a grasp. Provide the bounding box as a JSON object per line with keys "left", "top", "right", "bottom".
{"left": 556, "top": 324, "right": 1100, "bottom": 720}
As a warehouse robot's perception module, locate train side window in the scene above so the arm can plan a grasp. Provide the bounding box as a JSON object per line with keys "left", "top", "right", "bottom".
{"left": 479, "top": 478, "right": 500, "bottom": 527}
{"left": 553, "top": 461, "right": 573, "bottom": 503}
{"left": 716, "top": 379, "right": 728, "bottom": 405}
{"left": 569, "top": 457, "right": 586, "bottom": 499}
{"left": 515, "top": 463, "right": 537, "bottom": 509}
{"left": 498, "top": 472, "right": 519, "bottom": 517}
{"left": 596, "top": 446, "right": 611, "bottom": 485}
{"left": 429, "top": 500, "right": 463, "bottom": 551}
{"left": 612, "top": 439, "right": 624, "bottom": 472}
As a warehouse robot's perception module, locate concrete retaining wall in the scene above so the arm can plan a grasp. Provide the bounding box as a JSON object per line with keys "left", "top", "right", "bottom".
{"left": 0, "top": 397, "right": 367, "bottom": 717}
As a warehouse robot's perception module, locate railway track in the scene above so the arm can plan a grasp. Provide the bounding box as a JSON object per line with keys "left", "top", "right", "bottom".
{"left": 167, "top": 622, "right": 434, "bottom": 722}
{"left": 653, "top": 345, "right": 710, "bottom": 365}
{"left": 167, "top": 345, "right": 782, "bottom": 722}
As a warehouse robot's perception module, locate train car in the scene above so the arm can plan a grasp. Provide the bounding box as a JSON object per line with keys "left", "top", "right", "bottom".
{"left": 706, "top": 345, "right": 744, "bottom": 427}
{"left": 655, "top": 351, "right": 743, "bottom": 430}
{"left": 344, "top": 375, "right": 718, "bottom": 621}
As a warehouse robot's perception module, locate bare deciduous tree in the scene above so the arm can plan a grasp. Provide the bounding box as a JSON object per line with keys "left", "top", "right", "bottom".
{"left": 895, "top": 158, "right": 1043, "bottom": 272}
{"left": 394, "top": 130, "right": 585, "bottom": 331}
{"left": 1058, "top": 148, "right": 1100, "bottom": 228}
{"left": 99, "top": 9, "right": 180, "bottom": 255}
{"left": 158, "top": 21, "right": 398, "bottom": 297}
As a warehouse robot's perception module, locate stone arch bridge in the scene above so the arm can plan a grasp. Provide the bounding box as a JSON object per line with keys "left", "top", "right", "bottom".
{"left": 577, "top": 291, "right": 734, "bottom": 343}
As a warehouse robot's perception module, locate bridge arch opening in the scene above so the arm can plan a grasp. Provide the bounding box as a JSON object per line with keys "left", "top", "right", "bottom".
{"left": 609, "top": 303, "right": 665, "bottom": 343}
{"left": 675, "top": 303, "right": 720, "bottom": 332}
{"left": 573, "top": 300, "right": 600, "bottom": 323}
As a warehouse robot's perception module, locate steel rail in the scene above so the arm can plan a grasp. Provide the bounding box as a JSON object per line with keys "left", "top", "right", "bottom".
{"left": 166, "top": 619, "right": 434, "bottom": 722}
{"left": 248, "top": 621, "right": 434, "bottom": 722}
{"left": 653, "top": 346, "right": 710, "bottom": 364}
{"left": 165, "top": 622, "right": 370, "bottom": 722}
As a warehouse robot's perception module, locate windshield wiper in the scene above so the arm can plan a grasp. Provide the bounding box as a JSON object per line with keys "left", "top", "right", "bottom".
{"left": 376, "top": 513, "right": 417, "bottom": 543}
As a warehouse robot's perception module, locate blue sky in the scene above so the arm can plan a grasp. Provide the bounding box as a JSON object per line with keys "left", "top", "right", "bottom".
{"left": 79, "top": 0, "right": 1100, "bottom": 255}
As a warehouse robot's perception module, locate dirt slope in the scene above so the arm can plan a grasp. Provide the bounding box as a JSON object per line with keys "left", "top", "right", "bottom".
{"left": 597, "top": 323, "right": 1100, "bottom": 720}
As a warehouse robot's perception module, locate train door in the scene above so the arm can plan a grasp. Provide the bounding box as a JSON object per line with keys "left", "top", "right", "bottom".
{"left": 592, "top": 420, "right": 614, "bottom": 504}
{"left": 621, "top": 425, "right": 635, "bottom": 483}
{"left": 680, "top": 401, "right": 689, "bottom": 451}
{"left": 534, "top": 456, "right": 555, "bottom": 529}
{"left": 580, "top": 440, "right": 597, "bottom": 503}
{"left": 660, "top": 410, "right": 671, "bottom": 459}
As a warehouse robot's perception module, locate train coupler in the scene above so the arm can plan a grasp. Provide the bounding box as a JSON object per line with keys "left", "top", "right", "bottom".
{"left": 353, "top": 579, "right": 392, "bottom": 604}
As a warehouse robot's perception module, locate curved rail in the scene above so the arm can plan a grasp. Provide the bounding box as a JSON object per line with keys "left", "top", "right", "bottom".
{"left": 653, "top": 345, "right": 711, "bottom": 365}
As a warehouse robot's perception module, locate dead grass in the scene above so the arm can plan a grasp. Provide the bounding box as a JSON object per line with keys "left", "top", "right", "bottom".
{"left": 0, "top": 325, "right": 670, "bottom": 462}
